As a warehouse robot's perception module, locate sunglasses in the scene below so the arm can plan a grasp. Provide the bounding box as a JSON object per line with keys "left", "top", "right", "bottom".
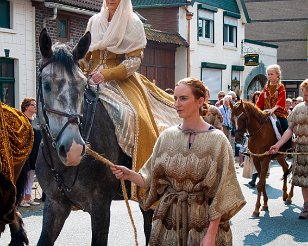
{"left": 218, "top": 95, "right": 225, "bottom": 98}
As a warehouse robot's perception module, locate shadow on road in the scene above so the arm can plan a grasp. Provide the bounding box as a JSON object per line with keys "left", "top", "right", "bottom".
{"left": 244, "top": 183, "right": 285, "bottom": 200}
{"left": 243, "top": 204, "right": 307, "bottom": 246}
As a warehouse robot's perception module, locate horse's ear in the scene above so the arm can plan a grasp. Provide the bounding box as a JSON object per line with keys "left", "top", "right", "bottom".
{"left": 39, "top": 28, "right": 53, "bottom": 59}
{"left": 72, "top": 31, "right": 91, "bottom": 61}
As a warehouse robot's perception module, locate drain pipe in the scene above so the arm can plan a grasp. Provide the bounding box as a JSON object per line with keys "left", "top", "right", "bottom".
{"left": 43, "top": 5, "right": 57, "bottom": 28}
{"left": 185, "top": 7, "right": 193, "bottom": 77}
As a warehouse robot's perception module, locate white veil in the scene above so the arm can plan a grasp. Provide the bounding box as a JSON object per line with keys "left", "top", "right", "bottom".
{"left": 86, "top": 0, "right": 147, "bottom": 54}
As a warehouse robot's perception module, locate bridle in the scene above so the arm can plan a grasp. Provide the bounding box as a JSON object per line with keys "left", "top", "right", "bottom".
{"left": 233, "top": 104, "right": 270, "bottom": 140}
{"left": 37, "top": 57, "right": 98, "bottom": 195}
{"left": 38, "top": 58, "right": 83, "bottom": 148}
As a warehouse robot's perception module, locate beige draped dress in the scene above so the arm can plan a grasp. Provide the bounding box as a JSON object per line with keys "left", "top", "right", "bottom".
{"left": 138, "top": 126, "right": 246, "bottom": 245}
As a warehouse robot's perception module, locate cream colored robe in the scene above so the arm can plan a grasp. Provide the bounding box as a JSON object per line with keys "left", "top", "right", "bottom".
{"left": 288, "top": 102, "right": 308, "bottom": 187}
{"left": 139, "top": 126, "right": 246, "bottom": 246}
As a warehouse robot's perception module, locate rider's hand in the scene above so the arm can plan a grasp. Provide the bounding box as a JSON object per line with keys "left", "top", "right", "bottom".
{"left": 111, "top": 165, "right": 131, "bottom": 180}
{"left": 90, "top": 70, "right": 104, "bottom": 84}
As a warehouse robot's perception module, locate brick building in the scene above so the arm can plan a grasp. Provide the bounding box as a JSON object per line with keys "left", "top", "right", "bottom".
{"left": 244, "top": 0, "right": 308, "bottom": 97}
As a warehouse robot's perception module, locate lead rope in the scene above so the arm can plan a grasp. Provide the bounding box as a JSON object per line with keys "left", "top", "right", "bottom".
{"left": 85, "top": 147, "right": 139, "bottom": 246}
{"left": 247, "top": 148, "right": 308, "bottom": 157}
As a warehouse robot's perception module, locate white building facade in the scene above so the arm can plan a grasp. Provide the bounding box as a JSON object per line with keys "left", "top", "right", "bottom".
{"left": 0, "top": 0, "right": 36, "bottom": 107}
{"left": 175, "top": 0, "right": 277, "bottom": 102}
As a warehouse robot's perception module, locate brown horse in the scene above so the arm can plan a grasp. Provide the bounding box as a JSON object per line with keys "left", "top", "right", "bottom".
{"left": 0, "top": 102, "right": 33, "bottom": 245}
{"left": 231, "top": 100, "right": 294, "bottom": 217}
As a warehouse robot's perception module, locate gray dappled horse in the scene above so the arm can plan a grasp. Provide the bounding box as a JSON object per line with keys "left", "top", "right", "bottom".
{"left": 36, "top": 29, "right": 152, "bottom": 245}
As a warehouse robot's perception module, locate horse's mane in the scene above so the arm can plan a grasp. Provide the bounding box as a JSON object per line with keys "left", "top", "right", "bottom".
{"left": 240, "top": 101, "right": 268, "bottom": 122}
{"left": 47, "top": 44, "right": 77, "bottom": 75}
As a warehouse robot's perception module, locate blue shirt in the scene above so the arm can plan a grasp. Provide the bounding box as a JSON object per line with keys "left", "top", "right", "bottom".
{"left": 219, "top": 105, "right": 231, "bottom": 128}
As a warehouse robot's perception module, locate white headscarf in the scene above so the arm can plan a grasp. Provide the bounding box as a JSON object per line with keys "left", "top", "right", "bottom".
{"left": 86, "top": 0, "right": 147, "bottom": 54}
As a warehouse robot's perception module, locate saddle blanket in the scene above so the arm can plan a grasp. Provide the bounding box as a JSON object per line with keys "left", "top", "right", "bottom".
{"left": 269, "top": 115, "right": 282, "bottom": 140}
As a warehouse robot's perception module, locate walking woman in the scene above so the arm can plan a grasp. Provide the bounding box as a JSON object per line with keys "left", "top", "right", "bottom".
{"left": 112, "top": 78, "right": 246, "bottom": 245}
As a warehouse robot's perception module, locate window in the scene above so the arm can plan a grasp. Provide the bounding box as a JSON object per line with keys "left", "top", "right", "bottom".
{"left": 57, "top": 16, "right": 69, "bottom": 41}
{"left": 201, "top": 68, "right": 222, "bottom": 99}
{"left": 198, "top": 9, "right": 214, "bottom": 43}
{"left": 223, "top": 16, "right": 237, "bottom": 47}
{"left": 0, "top": 0, "right": 10, "bottom": 29}
{"left": 0, "top": 58, "right": 15, "bottom": 106}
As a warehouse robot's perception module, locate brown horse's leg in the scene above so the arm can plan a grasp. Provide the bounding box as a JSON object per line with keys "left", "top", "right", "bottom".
{"left": 259, "top": 168, "right": 269, "bottom": 212}
{"left": 286, "top": 184, "right": 295, "bottom": 204}
{"left": 252, "top": 158, "right": 262, "bottom": 217}
{"left": 277, "top": 155, "right": 290, "bottom": 201}
{"left": 9, "top": 210, "right": 29, "bottom": 246}
{"left": 261, "top": 186, "right": 269, "bottom": 212}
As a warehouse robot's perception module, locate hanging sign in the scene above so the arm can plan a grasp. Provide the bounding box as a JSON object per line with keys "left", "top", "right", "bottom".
{"left": 244, "top": 54, "right": 259, "bottom": 66}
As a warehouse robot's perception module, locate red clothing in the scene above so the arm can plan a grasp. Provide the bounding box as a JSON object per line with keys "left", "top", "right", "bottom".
{"left": 256, "top": 82, "right": 288, "bottom": 118}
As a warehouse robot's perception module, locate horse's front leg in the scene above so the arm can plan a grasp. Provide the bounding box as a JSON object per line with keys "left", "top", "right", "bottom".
{"left": 90, "top": 198, "right": 112, "bottom": 246}
{"left": 8, "top": 210, "right": 29, "bottom": 246}
{"left": 37, "top": 198, "right": 71, "bottom": 246}
{"left": 277, "top": 155, "right": 289, "bottom": 201}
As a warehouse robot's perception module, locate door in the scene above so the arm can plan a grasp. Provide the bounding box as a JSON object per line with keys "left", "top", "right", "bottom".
{"left": 0, "top": 58, "right": 15, "bottom": 106}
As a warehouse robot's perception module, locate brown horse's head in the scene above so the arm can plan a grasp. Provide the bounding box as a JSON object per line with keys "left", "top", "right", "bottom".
{"left": 231, "top": 100, "right": 248, "bottom": 144}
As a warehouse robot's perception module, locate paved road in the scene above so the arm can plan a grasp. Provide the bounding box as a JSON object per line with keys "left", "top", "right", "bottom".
{"left": 1, "top": 160, "right": 307, "bottom": 245}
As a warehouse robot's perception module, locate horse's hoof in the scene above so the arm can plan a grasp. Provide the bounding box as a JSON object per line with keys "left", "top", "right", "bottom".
{"left": 261, "top": 206, "right": 269, "bottom": 211}
{"left": 285, "top": 199, "right": 292, "bottom": 205}
{"left": 252, "top": 211, "right": 260, "bottom": 217}
{"left": 283, "top": 195, "right": 288, "bottom": 201}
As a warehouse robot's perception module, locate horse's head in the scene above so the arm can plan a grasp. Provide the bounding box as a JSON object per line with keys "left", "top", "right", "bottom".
{"left": 231, "top": 100, "right": 248, "bottom": 144}
{"left": 38, "top": 28, "right": 91, "bottom": 166}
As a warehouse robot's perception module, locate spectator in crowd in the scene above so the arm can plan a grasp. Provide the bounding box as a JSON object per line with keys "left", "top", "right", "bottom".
{"left": 251, "top": 91, "right": 261, "bottom": 104}
{"left": 203, "top": 86, "right": 223, "bottom": 130}
{"left": 227, "top": 91, "right": 237, "bottom": 105}
{"left": 292, "top": 98, "right": 298, "bottom": 109}
{"left": 270, "top": 79, "right": 308, "bottom": 219}
{"left": 164, "top": 88, "right": 174, "bottom": 95}
{"left": 215, "top": 91, "right": 225, "bottom": 107}
{"left": 296, "top": 96, "right": 304, "bottom": 104}
{"left": 286, "top": 98, "right": 292, "bottom": 113}
{"left": 219, "top": 95, "right": 232, "bottom": 140}
{"left": 18, "top": 98, "right": 42, "bottom": 207}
